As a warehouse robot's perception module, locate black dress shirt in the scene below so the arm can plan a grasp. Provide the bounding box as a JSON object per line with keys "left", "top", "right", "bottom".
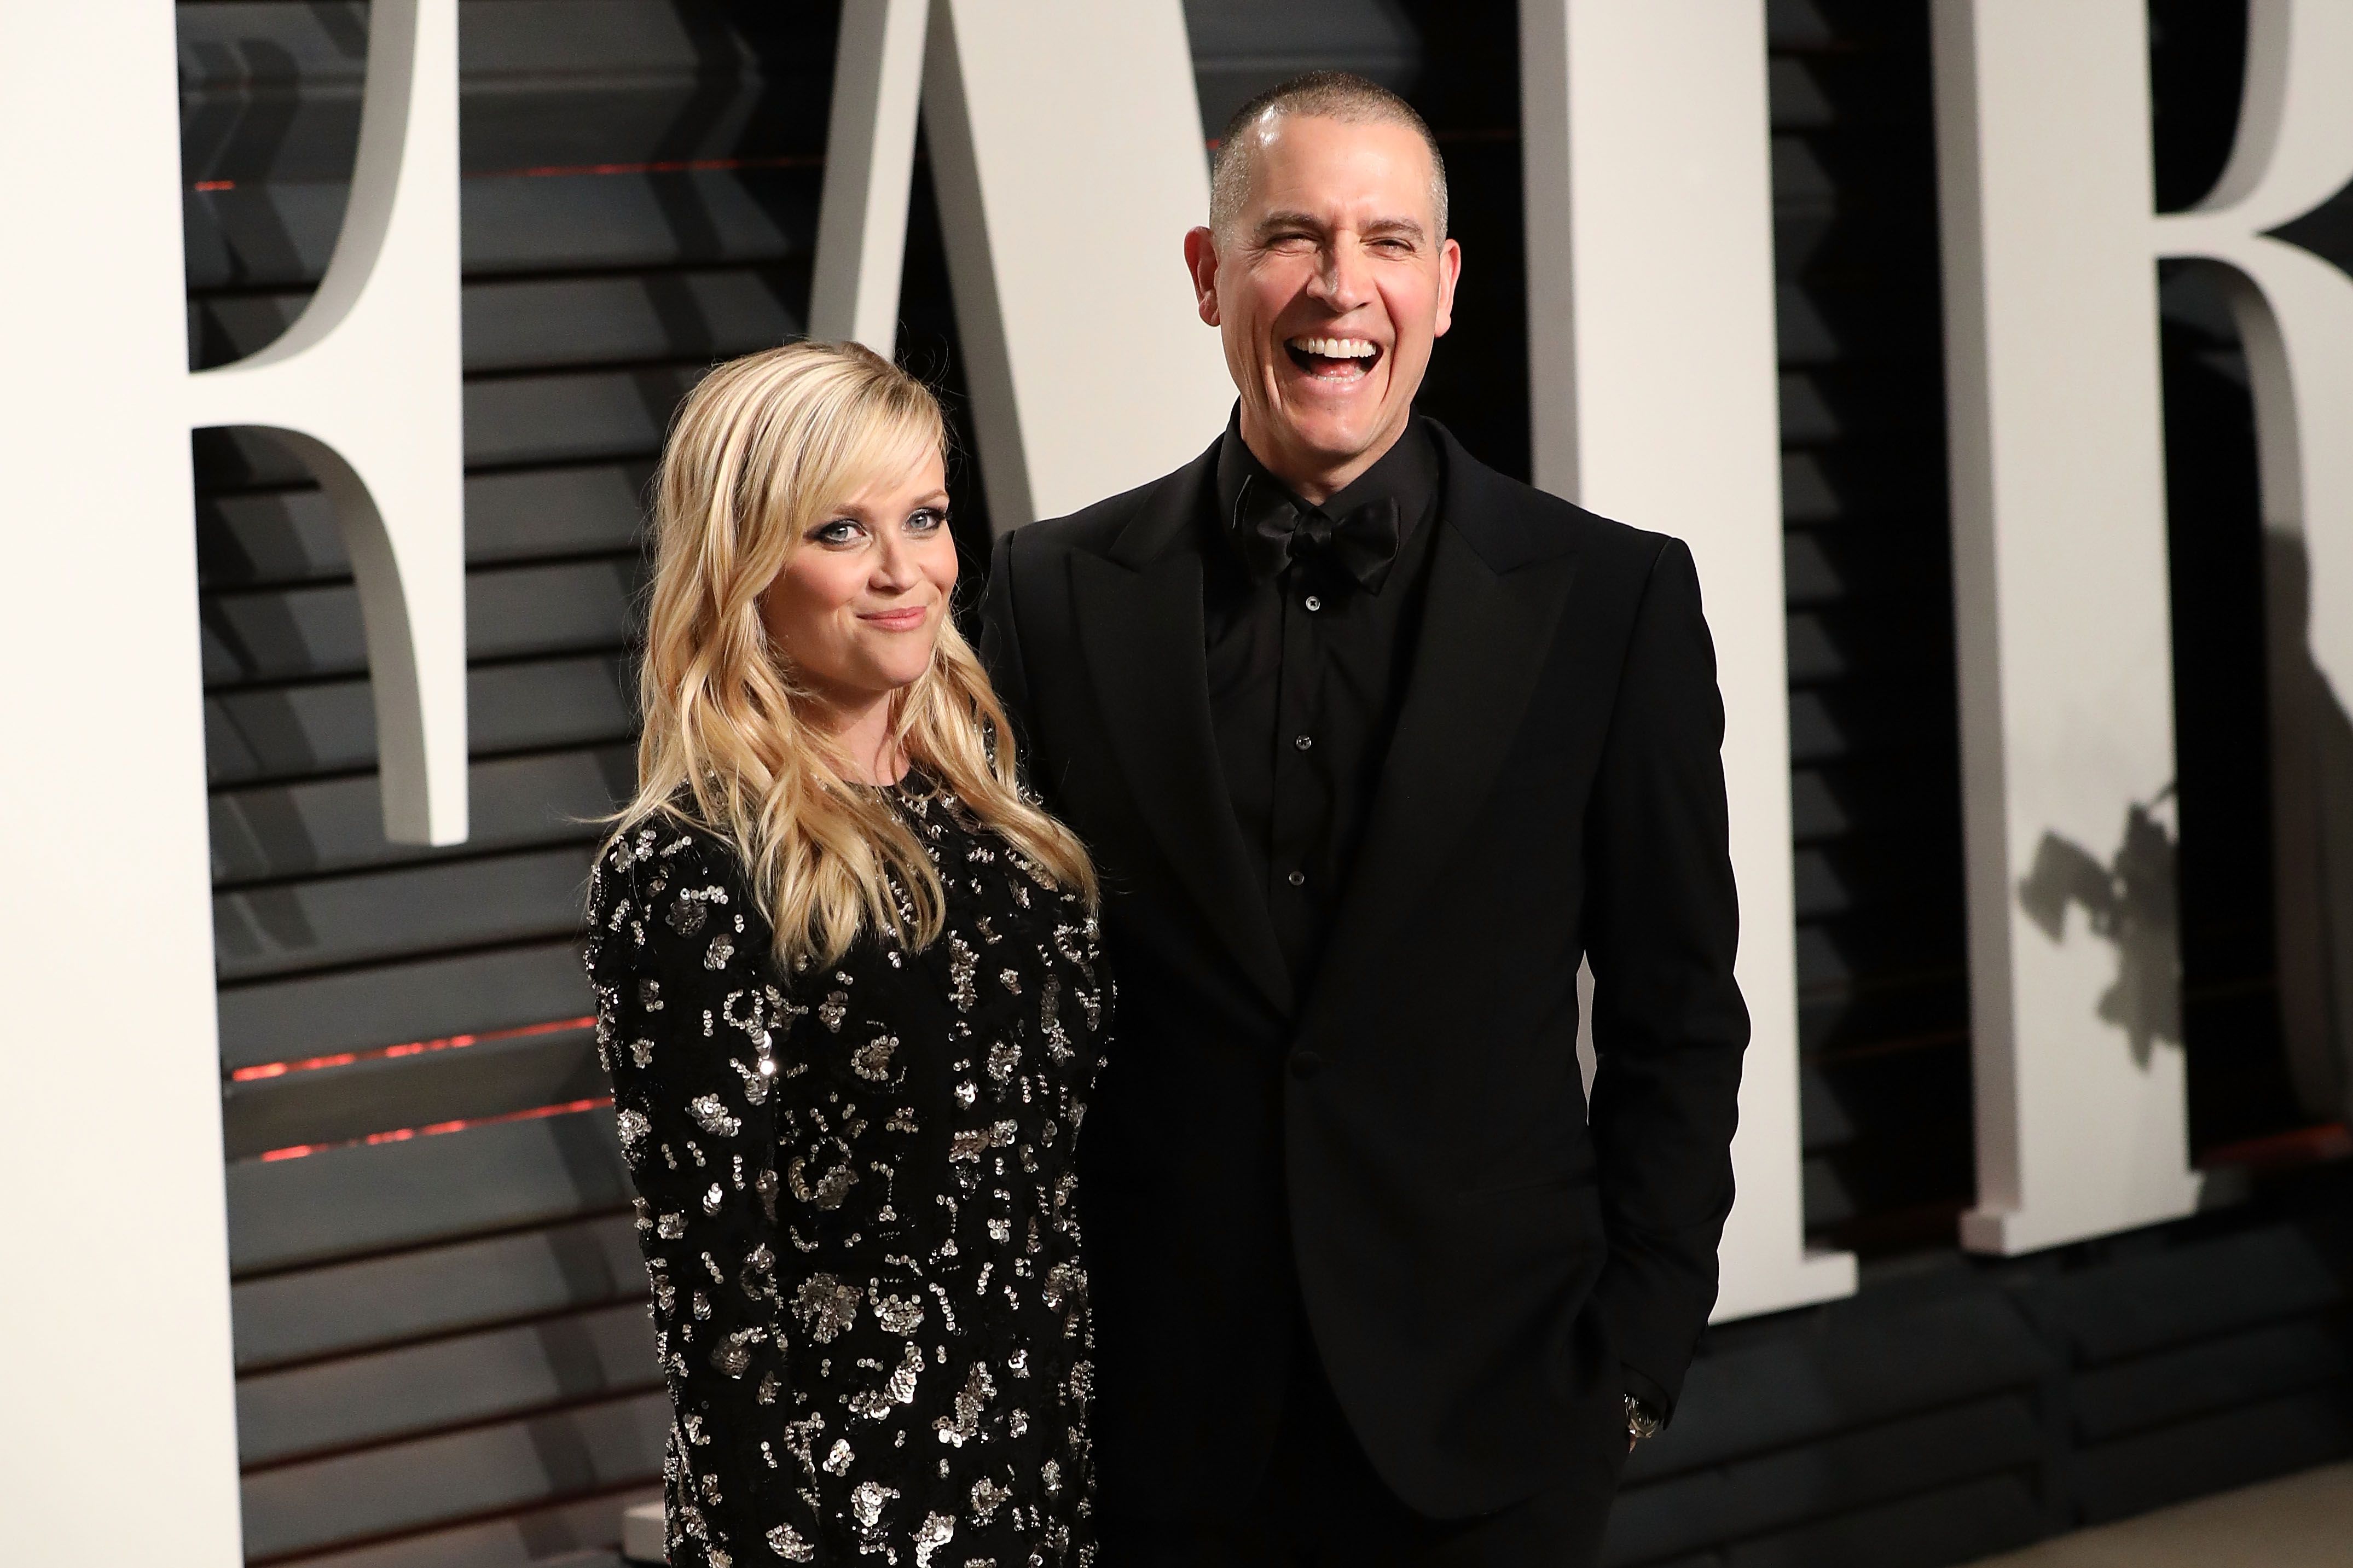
{"left": 1204, "top": 413, "right": 1444, "bottom": 985}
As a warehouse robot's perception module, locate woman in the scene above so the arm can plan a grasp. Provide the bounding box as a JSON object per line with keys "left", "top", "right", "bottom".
{"left": 586, "top": 341, "right": 1108, "bottom": 1566}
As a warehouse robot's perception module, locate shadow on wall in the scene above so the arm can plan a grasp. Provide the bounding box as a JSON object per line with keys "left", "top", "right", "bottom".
{"left": 2018, "top": 528, "right": 2353, "bottom": 1131}
{"left": 2019, "top": 792, "right": 2182, "bottom": 1068}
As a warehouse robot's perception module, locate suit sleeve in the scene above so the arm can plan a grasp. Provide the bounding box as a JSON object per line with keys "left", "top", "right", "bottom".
{"left": 977, "top": 528, "right": 1038, "bottom": 755}
{"left": 1583, "top": 537, "right": 1749, "bottom": 1421}
{"left": 586, "top": 827, "right": 821, "bottom": 1565}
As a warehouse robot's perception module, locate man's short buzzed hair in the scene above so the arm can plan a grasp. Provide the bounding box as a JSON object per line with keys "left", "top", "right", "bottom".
{"left": 1209, "top": 71, "right": 1448, "bottom": 243}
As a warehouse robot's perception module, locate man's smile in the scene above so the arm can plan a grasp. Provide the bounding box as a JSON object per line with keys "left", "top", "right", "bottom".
{"left": 1284, "top": 334, "right": 1383, "bottom": 381}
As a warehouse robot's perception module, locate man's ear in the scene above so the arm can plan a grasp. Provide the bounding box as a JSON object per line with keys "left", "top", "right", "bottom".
{"left": 1184, "top": 226, "right": 1222, "bottom": 328}
{"left": 1433, "top": 236, "right": 1463, "bottom": 339}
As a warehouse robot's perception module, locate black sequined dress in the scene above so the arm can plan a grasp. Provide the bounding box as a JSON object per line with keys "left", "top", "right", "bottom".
{"left": 585, "top": 776, "right": 1109, "bottom": 1566}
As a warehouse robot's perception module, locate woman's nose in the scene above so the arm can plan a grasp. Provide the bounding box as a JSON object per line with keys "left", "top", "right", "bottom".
{"left": 870, "top": 529, "right": 918, "bottom": 589}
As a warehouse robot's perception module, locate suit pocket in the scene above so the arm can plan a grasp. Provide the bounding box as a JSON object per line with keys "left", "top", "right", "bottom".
{"left": 1449, "top": 1152, "right": 1600, "bottom": 1213}
{"left": 1453, "top": 1164, "right": 1599, "bottom": 1205}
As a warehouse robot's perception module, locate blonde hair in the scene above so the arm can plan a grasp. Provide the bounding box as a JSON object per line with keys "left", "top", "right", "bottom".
{"left": 615, "top": 340, "right": 1096, "bottom": 970}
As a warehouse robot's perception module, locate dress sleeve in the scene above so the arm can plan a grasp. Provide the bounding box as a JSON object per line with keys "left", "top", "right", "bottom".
{"left": 587, "top": 822, "right": 822, "bottom": 1566}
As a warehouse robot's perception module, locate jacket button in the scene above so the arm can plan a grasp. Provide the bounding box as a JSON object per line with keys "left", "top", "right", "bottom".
{"left": 1289, "top": 1050, "right": 1324, "bottom": 1081}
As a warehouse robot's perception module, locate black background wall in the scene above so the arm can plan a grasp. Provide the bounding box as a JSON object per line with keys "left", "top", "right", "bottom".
{"left": 178, "top": 2, "right": 2352, "bottom": 1565}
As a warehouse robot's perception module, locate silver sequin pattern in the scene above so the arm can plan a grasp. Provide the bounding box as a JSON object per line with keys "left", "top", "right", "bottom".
{"left": 586, "top": 787, "right": 1109, "bottom": 1566}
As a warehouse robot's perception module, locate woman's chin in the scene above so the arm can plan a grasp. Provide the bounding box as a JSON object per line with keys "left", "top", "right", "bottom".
{"left": 848, "top": 659, "right": 936, "bottom": 700}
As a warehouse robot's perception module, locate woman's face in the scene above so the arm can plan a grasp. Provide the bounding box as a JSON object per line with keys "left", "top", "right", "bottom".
{"left": 760, "top": 450, "right": 958, "bottom": 712}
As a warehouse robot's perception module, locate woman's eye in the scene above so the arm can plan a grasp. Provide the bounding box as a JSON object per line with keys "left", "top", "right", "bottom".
{"left": 812, "top": 519, "right": 862, "bottom": 545}
{"left": 906, "top": 508, "right": 948, "bottom": 533}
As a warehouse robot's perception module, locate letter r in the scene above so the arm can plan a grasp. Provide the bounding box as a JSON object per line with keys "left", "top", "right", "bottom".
{"left": 1933, "top": 0, "right": 2353, "bottom": 1252}
{"left": 2154, "top": 1, "right": 2353, "bottom": 1134}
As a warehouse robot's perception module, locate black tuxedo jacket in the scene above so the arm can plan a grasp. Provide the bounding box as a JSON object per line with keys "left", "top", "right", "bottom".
{"left": 978, "top": 423, "right": 1747, "bottom": 1523}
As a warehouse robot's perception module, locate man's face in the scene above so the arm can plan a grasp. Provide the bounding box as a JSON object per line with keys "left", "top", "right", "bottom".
{"left": 1187, "top": 113, "right": 1460, "bottom": 499}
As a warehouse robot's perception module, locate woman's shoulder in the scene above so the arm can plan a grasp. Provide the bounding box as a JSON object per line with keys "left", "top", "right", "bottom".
{"left": 596, "top": 811, "right": 749, "bottom": 898}
{"left": 586, "top": 812, "right": 755, "bottom": 971}
{"left": 600, "top": 809, "right": 741, "bottom": 879}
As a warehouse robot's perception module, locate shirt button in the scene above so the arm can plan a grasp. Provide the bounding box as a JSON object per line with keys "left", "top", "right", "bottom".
{"left": 1294, "top": 734, "right": 1314, "bottom": 752}
{"left": 1303, "top": 594, "right": 1323, "bottom": 612}
{"left": 1286, "top": 869, "right": 1306, "bottom": 888}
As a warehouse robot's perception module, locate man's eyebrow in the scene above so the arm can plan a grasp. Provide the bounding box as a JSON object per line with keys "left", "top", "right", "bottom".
{"left": 1251, "top": 208, "right": 1328, "bottom": 237}
{"left": 1250, "top": 210, "right": 1428, "bottom": 242}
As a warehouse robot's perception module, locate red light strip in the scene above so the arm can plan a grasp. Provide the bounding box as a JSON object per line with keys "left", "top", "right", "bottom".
{"left": 257, "top": 1095, "right": 611, "bottom": 1164}
{"left": 231, "top": 1015, "right": 596, "bottom": 1083}
{"left": 2199, "top": 1121, "right": 2352, "bottom": 1172}
{"left": 193, "top": 178, "right": 235, "bottom": 192}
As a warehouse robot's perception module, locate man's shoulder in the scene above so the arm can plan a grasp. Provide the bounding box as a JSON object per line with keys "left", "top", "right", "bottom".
{"left": 1002, "top": 450, "right": 1211, "bottom": 568}
{"left": 1436, "top": 429, "right": 1679, "bottom": 579}
{"left": 1003, "top": 487, "right": 1146, "bottom": 563}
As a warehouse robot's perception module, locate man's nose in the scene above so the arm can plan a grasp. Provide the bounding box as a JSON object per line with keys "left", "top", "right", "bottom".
{"left": 1311, "top": 241, "right": 1372, "bottom": 310}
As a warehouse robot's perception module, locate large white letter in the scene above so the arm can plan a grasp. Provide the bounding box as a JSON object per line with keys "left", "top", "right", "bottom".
{"left": 0, "top": 2, "right": 467, "bottom": 1556}
{"left": 2158, "top": 1, "right": 2353, "bottom": 1135}
{"left": 1931, "top": 0, "right": 2353, "bottom": 1252}
{"left": 187, "top": 0, "right": 469, "bottom": 846}
{"left": 813, "top": 0, "right": 1232, "bottom": 530}
{"left": 1521, "top": 0, "right": 1856, "bottom": 1320}
{"left": 0, "top": 5, "right": 244, "bottom": 1561}
{"left": 809, "top": 0, "right": 929, "bottom": 357}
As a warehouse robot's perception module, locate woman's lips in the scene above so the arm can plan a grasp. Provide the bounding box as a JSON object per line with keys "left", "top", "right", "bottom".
{"left": 859, "top": 605, "right": 930, "bottom": 631}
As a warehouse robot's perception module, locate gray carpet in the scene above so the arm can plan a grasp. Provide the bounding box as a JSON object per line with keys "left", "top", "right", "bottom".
{"left": 1969, "top": 1462, "right": 2353, "bottom": 1567}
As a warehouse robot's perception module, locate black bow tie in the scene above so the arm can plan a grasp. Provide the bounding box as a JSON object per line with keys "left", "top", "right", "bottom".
{"left": 1230, "top": 474, "right": 1404, "bottom": 595}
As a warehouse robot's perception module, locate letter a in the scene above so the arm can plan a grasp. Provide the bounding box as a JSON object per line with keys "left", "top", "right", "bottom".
{"left": 810, "top": 0, "right": 1231, "bottom": 531}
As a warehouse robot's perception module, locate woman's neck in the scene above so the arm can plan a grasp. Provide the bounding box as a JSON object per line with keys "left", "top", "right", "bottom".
{"left": 821, "top": 692, "right": 906, "bottom": 786}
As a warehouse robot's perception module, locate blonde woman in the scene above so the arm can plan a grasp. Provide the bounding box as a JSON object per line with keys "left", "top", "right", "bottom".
{"left": 586, "top": 342, "right": 1108, "bottom": 1566}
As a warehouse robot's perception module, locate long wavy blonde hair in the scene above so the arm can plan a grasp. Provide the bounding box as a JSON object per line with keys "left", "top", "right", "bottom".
{"left": 615, "top": 340, "right": 1095, "bottom": 970}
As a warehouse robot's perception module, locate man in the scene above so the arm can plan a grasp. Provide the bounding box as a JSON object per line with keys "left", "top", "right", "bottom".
{"left": 980, "top": 72, "right": 1746, "bottom": 1565}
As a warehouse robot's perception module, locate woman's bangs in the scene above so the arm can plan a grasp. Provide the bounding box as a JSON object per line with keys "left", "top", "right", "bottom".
{"left": 804, "top": 394, "right": 944, "bottom": 524}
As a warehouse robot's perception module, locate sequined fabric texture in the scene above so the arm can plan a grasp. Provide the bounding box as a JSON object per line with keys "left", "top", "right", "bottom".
{"left": 585, "top": 780, "right": 1110, "bottom": 1566}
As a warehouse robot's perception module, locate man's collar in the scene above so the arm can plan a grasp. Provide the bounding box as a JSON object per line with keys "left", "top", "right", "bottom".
{"left": 1212, "top": 409, "right": 1440, "bottom": 580}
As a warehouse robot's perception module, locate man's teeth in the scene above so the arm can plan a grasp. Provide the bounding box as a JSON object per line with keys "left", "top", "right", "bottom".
{"left": 1290, "top": 336, "right": 1377, "bottom": 359}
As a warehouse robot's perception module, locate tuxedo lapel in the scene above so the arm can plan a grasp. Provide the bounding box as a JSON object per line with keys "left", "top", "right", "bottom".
{"left": 1070, "top": 452, "right": 1295, "bottom": 1019}
{"left": 1304, "top": 429, "right": 1582, "bottom": 1030}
